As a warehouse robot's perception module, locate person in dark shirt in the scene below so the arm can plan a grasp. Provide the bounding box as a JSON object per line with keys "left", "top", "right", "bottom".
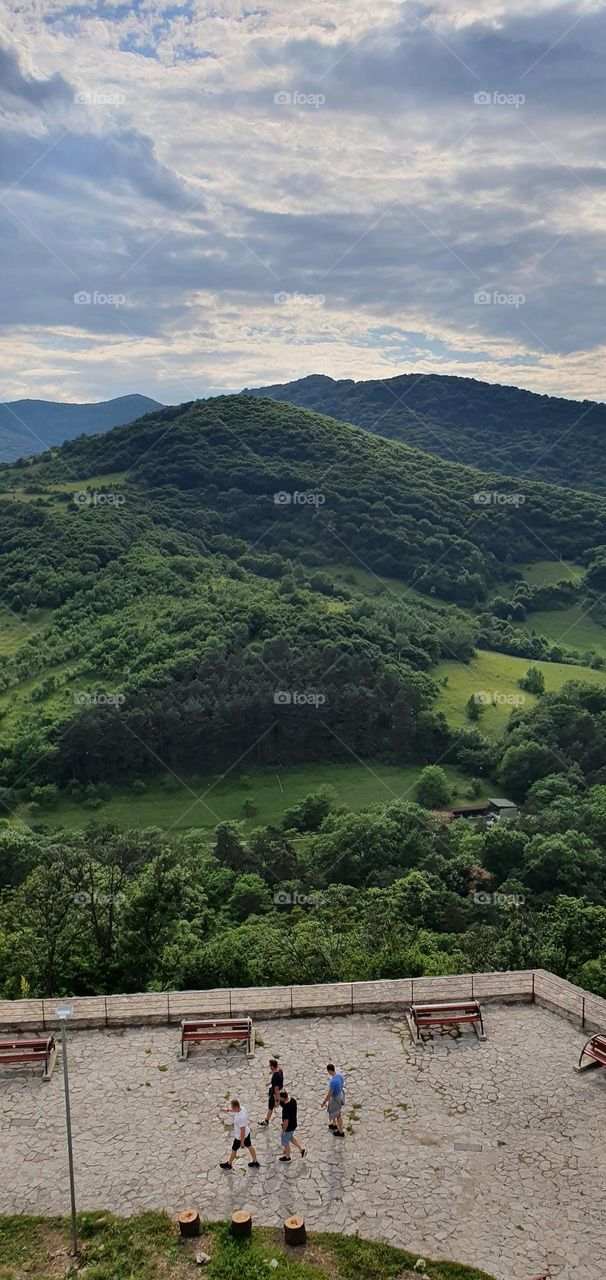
{"left": 278, "top": 1089, "right": 306, "bottom": 1161}
{"left": 259, "top": 1057, "right": 284, "bottom": 1126}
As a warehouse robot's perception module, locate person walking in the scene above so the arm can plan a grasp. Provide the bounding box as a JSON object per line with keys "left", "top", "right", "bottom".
{"left": 219, "top": 1098, "right": 260, "bottom": 1169}
{"left": 259, "top": 1057, "right": 283, "bottom": 1126}
{"left": 278, "top": 1089, "right": 306, "bottom": 1161}
{"left": 321, "top": 1063, "right": 345, "bottom": 1136}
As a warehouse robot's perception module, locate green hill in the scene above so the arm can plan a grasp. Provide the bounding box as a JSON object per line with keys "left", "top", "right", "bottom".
{"left": 249, "top": 372, "right": 606, "bottom": 494}
{"left": 1, "top": 392, "right": 606, "bottom": 802}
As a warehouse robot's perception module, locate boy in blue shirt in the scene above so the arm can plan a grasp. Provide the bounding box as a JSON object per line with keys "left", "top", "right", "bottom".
{"left": 321, "top": 1062, "right": 345, "bottom": 1137}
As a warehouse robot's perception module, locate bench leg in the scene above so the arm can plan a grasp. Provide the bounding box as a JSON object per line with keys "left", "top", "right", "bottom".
{"left": 474, "top": 1016, "right": 487, "bottom": 1042}
{"left": 43, "top": 1044, "right": 57, "bottom": 1082}
{"left": 179, "top": 1041, "right": 189, "bottom": 1061}
{"left": 246, "top": 1024, "right": 255, "bottom": 1059}
{"left": 574, "top": 1055, "right": 603, "bottom": 1073}
{"left": 405, "top": 1012, "right": 420, "bottom": 1044}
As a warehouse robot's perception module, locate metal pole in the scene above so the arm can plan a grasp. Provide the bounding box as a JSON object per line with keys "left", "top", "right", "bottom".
{"left": 60, "top": 1023, "right": 78, "bottom": 1256}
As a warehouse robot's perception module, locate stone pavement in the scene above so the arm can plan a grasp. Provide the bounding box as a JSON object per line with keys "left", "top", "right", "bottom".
{"left": 1, "top": 1004, "right": 604, "bottom": 1280}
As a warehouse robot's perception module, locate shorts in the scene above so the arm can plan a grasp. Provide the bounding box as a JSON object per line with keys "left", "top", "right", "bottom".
{"left": 268, "top": 1089, "right": 277, "bottom": 1111}
{"left": 328, "top": 1094, "right": 343, "bottom": 1119}
{"left": 280, "top": 1130, "right": 296, "bottom": 1148}
{"left": 232, "top": 1133, "right": 252, "bottom": 1151}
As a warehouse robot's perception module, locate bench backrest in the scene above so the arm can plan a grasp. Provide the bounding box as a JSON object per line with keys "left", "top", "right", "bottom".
{"left": 0, "top": 1037, "right": 54, "bottom": 1055}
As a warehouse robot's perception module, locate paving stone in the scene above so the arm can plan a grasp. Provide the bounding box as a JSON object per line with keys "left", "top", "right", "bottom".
{"left": 0, "top": 1005, "right": 604, "bottom": 1280}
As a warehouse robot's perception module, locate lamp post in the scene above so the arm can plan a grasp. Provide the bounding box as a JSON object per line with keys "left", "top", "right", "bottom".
{"left": 56, "top": 1004, "right": 78, "bottom": 1256}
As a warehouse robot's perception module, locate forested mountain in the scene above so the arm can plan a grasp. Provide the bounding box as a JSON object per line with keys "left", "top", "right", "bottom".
{"left": 2, "top": 393, "right": 606, "bottom": 1001}
{"left": 1, "top": 393, "right": 606, "bottom": 793}
{"left": 0, "top": 394, "right": 162, "bottom": 462}
{"left": 248, "top": 373, "right": 606, "bottom": 494}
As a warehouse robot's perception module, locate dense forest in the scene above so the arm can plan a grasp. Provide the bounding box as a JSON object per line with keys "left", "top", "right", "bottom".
{"left": 1, "top": 395, "right": 606, "bottom": 1001}
{"left": 250, "top": 374, "right": 606, "bottom": 494}
{"left": 2, "top": 684, "right": 606, "bottom": 999}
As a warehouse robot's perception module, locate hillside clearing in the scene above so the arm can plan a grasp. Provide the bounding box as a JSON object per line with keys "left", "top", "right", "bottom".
{"left": 436, "top": 647, "right": 606, "bottom": 735}
{"left": 18, "top": 761, "right": 488, "bottom": 831}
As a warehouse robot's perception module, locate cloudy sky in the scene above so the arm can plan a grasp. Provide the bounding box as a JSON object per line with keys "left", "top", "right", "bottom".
{"left": 0, "top": 0, "right": 605, "bottom": 405}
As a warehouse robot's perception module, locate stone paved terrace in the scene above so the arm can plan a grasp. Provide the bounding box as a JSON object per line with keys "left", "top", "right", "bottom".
{"left": 1, "top": 999, "right": 605, "bottom": 1280}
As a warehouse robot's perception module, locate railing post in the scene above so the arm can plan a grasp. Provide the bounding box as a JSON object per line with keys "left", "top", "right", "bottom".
{"left": 350, "top": 983, "right": 354, "bottom": 1015}
{"left": 532, "top": 971, "right": 535, "bottom": 1004}
{"left": 42, "top": 1001, "right": 46, "bottom": 1032}
{"left": 582, "top": 996, "right": 585, "bottom": 1029}
{"left": 167, "top": 992, "right": 170, "bottom": 1025}
{"left": 290, "top": 986, "right": 294, "bottom": 1017}
{"left": 104, "top": 997, "right": 109, "bottom": 1028}
{"left": 228, "top": 989, "right": 232, "bottom": 1016}
{"left": 471, "top": 974, "right": 474, "bottom": 999}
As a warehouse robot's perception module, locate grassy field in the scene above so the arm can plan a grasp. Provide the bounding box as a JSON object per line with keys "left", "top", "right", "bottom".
{"left": 0, "top": 1212, "right": 496, "bottom": 1280}
{"left": 517, "top": 559, "right": 585, "bottom": 587}
{"left": 23, "top": 761, "right": 488, "bottom": 832}
{"left": 0, "top": 607, "right": 51, "bottom": 656}
{"left": 436, "top": 647, "right": 606, "bottom": 736}
{"left": 527, "top": 603, "right": 606, "bottom": 658}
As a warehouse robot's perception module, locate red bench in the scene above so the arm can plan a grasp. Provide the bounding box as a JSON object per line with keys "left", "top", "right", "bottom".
{"left": 577, "top": 1033, "right": 606, "bottom": 1071}
{"left": 0, "top": 1036, "right": 57, "bottom": 1081}
{"left": 409, "top": 999, "right": 486, "bottom": 1042}
{"left": 179, "top": 1017, "right": 254, "bottom": 1060}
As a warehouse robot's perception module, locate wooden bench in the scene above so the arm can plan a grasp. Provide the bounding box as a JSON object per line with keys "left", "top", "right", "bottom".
{"left": 576, "top": 1033, "right": 606, "bottom": 1072}
{"left": 408, "top": 999, "right": 486, "bottom": 1042}
{"left": 179, "top": 1017, "right": 254, "bottom": 1060}
{"left": 0, "top": 1035, "right": 57, "bottom": 1081}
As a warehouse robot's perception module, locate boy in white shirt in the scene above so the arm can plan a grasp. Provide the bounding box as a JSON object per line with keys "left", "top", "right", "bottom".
{"left": 219, "top": 1098, "right": 260, "bottom": 1169}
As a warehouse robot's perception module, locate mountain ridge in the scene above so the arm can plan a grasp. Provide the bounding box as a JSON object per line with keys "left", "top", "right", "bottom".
{"left": 0, "top": 394, "right": 163, "bottom": 463}
{"left": 247, "top": 372, "right": 606, "bottom": 494}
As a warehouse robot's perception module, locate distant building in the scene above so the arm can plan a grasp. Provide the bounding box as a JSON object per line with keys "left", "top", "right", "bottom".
{"left": 446, "top": 797, "right": 518, "bottom": 823}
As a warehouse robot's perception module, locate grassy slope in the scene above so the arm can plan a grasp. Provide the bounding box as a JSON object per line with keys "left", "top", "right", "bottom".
{"left": 22, "top": 762, "right": 488, "bottom": 832}
{"left": 0, "top": 1212, "right": 496, "bottom": 1280}
{"left": 527, "top": 603, "right": 606, "bottom": 657}
{"left": 436, "top": 647, "right": 606, "bottom": 735}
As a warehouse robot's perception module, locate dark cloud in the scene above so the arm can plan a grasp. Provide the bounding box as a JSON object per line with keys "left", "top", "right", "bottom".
{"left": 0, "top": 42, "right": 73, "bottom": 112}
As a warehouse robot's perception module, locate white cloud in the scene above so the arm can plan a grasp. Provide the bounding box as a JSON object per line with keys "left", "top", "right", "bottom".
{"left": 0, "top": 0, "right": 604, "bottom": 404}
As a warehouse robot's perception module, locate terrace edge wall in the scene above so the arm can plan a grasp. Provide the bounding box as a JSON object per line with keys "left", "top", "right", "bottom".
{"left": 0, "top": 969, "right": 604, "bottom": 1035}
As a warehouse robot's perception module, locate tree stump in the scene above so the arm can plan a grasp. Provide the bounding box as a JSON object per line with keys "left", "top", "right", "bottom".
{"left": 284, "top": 1216, "right": 307, "bottom": 1247}
{"left": 231, "top": 1210, "right": 252, "bottom": 1239}
{"left": 178, "top": 1209, "right": 200, "bottom": 1238}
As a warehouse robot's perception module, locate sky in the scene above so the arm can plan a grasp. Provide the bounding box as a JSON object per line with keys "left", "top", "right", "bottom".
{"left": 0, "top": 0, "right": 605, "bottom": 405}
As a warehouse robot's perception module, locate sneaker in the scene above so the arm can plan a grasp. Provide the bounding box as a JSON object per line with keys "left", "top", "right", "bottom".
{"left": 279, "top": 1155, "right": 291, "bottom": 1162}
{"left": 300, "top": 1148, "right": 306, "bottom": 1157}
{"left": 219, "top": 1161, "right": 232, "bottom": 1169}
{"left": 248, "top": 1160, "right": 261, "bottom": 1168}
{"left": 334, "top": 1131, "right": 345, "bottom": 1138}
{"left": 258, "top": 1119, "right": 269, "bottom": 1127}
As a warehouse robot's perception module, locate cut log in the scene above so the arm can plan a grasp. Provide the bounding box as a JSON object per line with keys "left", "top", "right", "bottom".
{"left": 178, "top": 1209, "right": 200, "bottom": 1238}
{"left": 284, "top": 1215, "right": 307, "bottom": 1246}
{"left": 231, "top": 1210, "right": 252, "bottom": 1239}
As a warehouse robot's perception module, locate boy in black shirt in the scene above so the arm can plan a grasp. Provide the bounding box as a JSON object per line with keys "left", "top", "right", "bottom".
{"left": 259, "top": 1058, "right": 283, "bottom": 1126}
{"left": 278, "top": 1089, "right": 306, "bottom": 1161}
